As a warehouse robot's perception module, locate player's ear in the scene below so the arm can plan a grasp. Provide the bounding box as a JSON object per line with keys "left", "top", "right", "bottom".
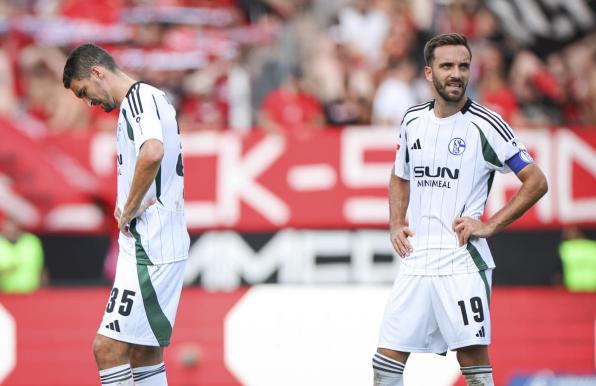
{"left": 90, "top": 65, "right": 104, "bottom": 79}
{"left": 424, "top": 66, "right": 433, "bottom": 82}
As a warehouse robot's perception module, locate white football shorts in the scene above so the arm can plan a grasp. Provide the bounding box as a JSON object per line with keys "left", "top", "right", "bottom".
{"left": 378, "top": 269, "right": 492, "bottom": 353}
{"left": 97, "top": 256, "right": 186, "bottom": 347}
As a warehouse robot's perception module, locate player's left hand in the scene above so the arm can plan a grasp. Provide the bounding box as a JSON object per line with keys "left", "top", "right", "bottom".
{"left": 119, "top": 198, "right": 157, "bottom": 237}
{"left": 452, "top": 217, "right": 495, "bottom": 246}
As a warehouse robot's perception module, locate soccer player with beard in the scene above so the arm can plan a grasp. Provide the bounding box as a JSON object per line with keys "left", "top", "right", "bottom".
{"left": 372, "top": 34, "right": 548, "bottom": 385}
{"left": 63, "top": 44, "right": 190, "bottom": 386}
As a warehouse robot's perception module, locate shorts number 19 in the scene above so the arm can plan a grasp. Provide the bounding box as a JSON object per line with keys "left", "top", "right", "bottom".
{"left": 457, "top": 296, "right": 484, "bottom": 326}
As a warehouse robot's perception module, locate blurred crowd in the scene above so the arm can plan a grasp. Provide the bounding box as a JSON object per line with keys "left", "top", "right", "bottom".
{"left": 0, "top": 0, "right": 594, "bottom": 137}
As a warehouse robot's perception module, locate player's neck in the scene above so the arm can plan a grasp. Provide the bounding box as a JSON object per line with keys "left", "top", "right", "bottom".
{"left": 110, "top": 71, "right": 138, "bottom": 107}
{"left": 433, "top": 96, "right": 468, "bottom": 118}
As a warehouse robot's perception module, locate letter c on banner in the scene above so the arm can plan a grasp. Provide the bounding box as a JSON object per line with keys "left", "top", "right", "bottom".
{"left": 0, "top": 304, "right": 16, "bottom": 383}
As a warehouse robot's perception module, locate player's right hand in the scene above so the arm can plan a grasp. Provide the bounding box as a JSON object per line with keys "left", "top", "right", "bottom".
{"left": 118, "top": 198, "right": 157, "bottom": 236}
{"left": 390, "top": 225, "right": 415, "bottom": 258}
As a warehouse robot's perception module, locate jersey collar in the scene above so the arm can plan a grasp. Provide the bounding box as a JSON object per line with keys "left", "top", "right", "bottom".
{"left": 460, "top": 98, "right": 472, "bottom": 114}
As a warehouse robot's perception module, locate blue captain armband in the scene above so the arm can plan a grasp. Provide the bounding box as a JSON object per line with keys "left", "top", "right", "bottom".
{"left": 506, "top": 150, "right": 533, "bottom": 173}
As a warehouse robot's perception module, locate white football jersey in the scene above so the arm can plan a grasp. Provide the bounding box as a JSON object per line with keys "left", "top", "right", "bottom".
{"left": 116, "top": 82, "right": 190, "bottom": 265}
{"left": 394, "top": 99, "right": 533, "bottom": 275}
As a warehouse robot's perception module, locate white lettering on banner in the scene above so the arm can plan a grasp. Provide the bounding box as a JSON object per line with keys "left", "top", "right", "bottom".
{"left": 523, "top": 129, "right": 554, "bottom": 222}
{"left": 344, "top": 197, "right": 389, "bottom": 223}
{"left": 0, "top": 174, "right": 40, "bottom": 227}
{"left": 183, "top": 133, "right": 289, "bottom": 227}
{"left": 0, "top": 304, "right": 16, "bottom": 384}
{"left": 181, "top": 132, "right": 220, "bottom": 227}
{"left": 220, "top": 134, "right": 289, "bottom": 225}
{"left": 225, "top": 286, "right": 460, "bottom": 386}
{"left": 557, "top": 130, "right": 596, "bottom": 222}
{"left": 300, "top": 231, "right": 353, "bottom": 283}
{"left": 83, "top": 127, "right": 596, "bottom": 231}
{"left": 287, "top": 164, "right": 336, "bottom": 191}
{"left": 352, "top": 231, "right": 399, "bottom": 282}
{"left": 45, "top": 204, "right": 104, "bottom": 231}
{"left": 184, "top": 231, "right": 293, "bottom": 291}
{"left": 486, "top": 129, "right": 553, "bottom": 222}
{"left": 184, "top": 230, "right": 399, "bottom": 290}
{"left": 341, "top": 126, "right": 395, "bottom": 188}
{"left": 341, "top": 127, "right": 395, "bottom": 224}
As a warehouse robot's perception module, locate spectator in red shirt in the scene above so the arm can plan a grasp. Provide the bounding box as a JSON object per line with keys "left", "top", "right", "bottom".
{"left": 180, "top": 93, "right": 229, "bottom": 131}
{"left": 179, "top": 63, "right": 230, "bottom": 131}
{"left": 476, "top": 44, "right": 520, "bottom": 124}
{"left": 258, "top": 67, "right": 324, "bottom": 137}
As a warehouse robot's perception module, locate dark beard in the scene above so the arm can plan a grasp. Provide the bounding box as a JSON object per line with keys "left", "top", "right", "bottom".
{"left": 433, "top": 76, "right": 467, "bottom": 102}
{"left": 102, "top": 102, "right": 115, "bottom": 112}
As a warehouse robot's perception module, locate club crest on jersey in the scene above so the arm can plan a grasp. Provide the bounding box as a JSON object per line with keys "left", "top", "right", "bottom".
{"left": 448, "top": 137, "right": 466, "bottom": 155}
{"left": 520, "top": 149, "right": 533, "bottom": 163}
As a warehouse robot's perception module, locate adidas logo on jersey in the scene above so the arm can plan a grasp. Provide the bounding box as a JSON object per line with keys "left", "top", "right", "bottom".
{"left": 105, "top": 320, "right": 121, "bottom": 332}
{"left": 475, "top": 326, "right": 485, "bottom": 338}
{"left": 410, "top": 138, "right": 422, "bottom": 150}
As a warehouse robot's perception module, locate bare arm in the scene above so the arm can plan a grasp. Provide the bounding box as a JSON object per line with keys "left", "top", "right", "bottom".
{"left": 118, "top": 139, "right": 164, "bottom": 236}
{"left": 453, "top": 163, "right": 548, "bottom": 245}
{"left": 389, "top": 166, "right": 414, "bottom": 257}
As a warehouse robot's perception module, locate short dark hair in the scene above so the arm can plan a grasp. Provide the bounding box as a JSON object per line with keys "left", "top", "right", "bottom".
{"left": 423, "top": 33, "right": 471, "bottom": 66}
{"left": 63, "top": 44, "right": 118, "bottom": 88}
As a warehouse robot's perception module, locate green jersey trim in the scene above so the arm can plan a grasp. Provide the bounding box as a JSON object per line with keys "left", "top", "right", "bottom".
{"left": 479, "top": 270, "right": 491, "bottom": 307}
{"left": 487, "top": 170, "right": 495, "bottom": 195}
{"left": 130, "top": 219, "right": 152, "bottom": 265}
{"left": 466, "top": 242, "right": 488, "bottom": 271}
{"left": 467, "top": 242, "right": 491, "bottom": 305}
{"left": 123, "top": 110, "right": 134, "bottom": 141}
{"left": 472, "top": 122, "right": 502, "bottom": 167}
{"left": 155, "top": 166, "right": 163, "bottom": 205}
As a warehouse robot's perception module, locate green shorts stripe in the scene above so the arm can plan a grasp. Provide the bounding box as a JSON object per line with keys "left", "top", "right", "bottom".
{"left": 467, "top": 243, "right": 491, "bottom": 306}
{"left": 478, "top": 269, "right": 491, "bottom": 307}
{"left": 130, "top": 219, "right": 172, "bottom": 346}
{"left": 136, "top": 264, "right": 172, "bottom": 346}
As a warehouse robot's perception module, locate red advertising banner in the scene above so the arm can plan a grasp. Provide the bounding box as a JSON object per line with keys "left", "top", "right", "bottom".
{"left": 0, "top": 288, "right": 245, "bottom": 386}
{"left": 1, "top": 122, "right": 595, "bottom": 233}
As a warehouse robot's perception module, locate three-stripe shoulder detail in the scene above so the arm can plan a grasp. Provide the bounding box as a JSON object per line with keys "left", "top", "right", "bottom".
{"left": 125, "top": 82, "right": 145, "bottom": 118}
{"left": 468, "top": 102, "right": 514, "bottom": 142}
{"left": 400, "top": 100, "right": 433, "bottom": 125}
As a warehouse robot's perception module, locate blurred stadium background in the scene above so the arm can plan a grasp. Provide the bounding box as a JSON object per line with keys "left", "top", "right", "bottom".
{"left": 0, "top": 0, "right": 595, "bottom": 385}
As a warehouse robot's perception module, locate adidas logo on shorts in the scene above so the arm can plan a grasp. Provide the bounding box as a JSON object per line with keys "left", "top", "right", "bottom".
{"left": 105, "top": 320, "right": 121, "bottom": 332}
{"left": 475, "top": 326, "right": 485, "bottom": 337}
